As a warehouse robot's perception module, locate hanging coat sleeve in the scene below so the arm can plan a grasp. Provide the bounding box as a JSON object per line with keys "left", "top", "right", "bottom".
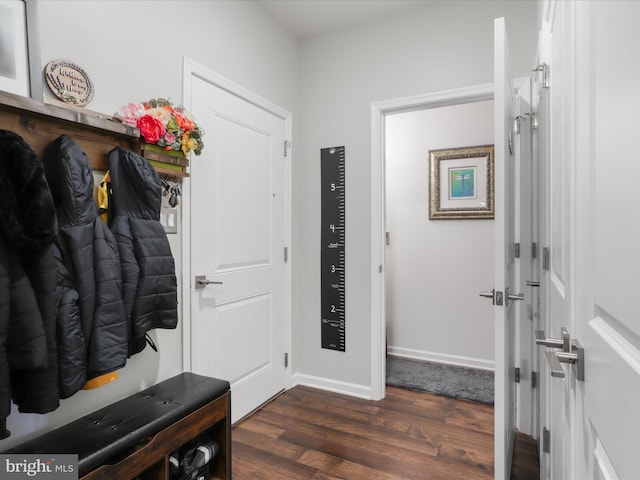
{"left": 0, "top": 418, "right": 10, "bottom": 439}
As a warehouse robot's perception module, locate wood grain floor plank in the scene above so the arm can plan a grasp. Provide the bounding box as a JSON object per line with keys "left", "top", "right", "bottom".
{"left": 232, "top": 442, "right": 316, "bottom": 480}
{"left": 232, "top": 426, "right": 307, "bottom": 462}
{"left": 438, "top": 444, "right": 494, "bottom": 474}
{"left": 298, "top": 450, "right": 414, "bottom": 480}
{"left": 262, "top": 398, "right": 440, "bottom": 456}
{"left": 309, "top": 472, "right": 347, "bottom": 480}
{"left": 235, "top": 416, "right": 285, "bottom": 440}
{"left": 280, "top": 428, "right": 466, "bottom": 480}
{"left": 231, "top": 386, "right": 539, "bottom": 480}
{"left": 361, "top": 398, "right": 494, "bottom": 456}
{"left": 445, "top": 400, "right": 495, "bottom": 435}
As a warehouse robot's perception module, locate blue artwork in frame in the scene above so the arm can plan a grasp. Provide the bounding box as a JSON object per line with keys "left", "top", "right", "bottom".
{"left": 449, "top": 167, "right": 476, "bottom": 199}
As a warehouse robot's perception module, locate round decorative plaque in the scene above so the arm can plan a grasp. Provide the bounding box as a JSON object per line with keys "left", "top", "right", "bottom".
{"left": 45, "top": 58, "right": 94, "bottom": 106}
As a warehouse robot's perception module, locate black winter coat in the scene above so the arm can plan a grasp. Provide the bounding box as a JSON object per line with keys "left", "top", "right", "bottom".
{"left": 108, "top": 147, "right": 178, "bottom": 355}
{"left": 0, "top": 130, "right": 59, "bottom": 421}
{"left": 44, "top": 135, "right": 128, "bottom": 398}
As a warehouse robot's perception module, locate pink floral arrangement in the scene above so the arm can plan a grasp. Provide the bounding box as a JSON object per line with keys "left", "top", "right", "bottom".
{"left": 114, "top": 98, "right": 204, "bottom": 156}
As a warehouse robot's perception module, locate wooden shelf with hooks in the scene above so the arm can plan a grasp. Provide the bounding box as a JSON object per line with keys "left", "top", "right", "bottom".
{"left": 0, "top": 90, "right": 189, "bottom": 181}
{"left": 0, "top": 90, "right": 139, "bottom": 172}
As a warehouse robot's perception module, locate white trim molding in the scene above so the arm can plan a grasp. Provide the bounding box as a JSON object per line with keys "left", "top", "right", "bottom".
{"left": 370, "top": 82, "right": 494, "bottom": 401}
{"left": 387, "top": 346, "right": 495, "bottom": 371}
{"left": 292, "top": 373, "right": 372, "bottom": 400}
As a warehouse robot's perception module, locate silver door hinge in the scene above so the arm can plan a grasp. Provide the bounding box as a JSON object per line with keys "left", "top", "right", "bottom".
{"left": 532, "top": 371, "right": 538, "bottom": 389}
{"left": 543, "top": 247, "right": 550, "bottom": 271}
{"left": 542, "top": 427, "right": 551, "bottom": 453}
{"left": 379, "top": 264, "right": 383, "bottom": 274}
{"left": 284, "top": 246, "right": 288, "bottom": 263}
{"left": 284, "top": 140, "right": 291, "bottom": 157}
{"left": 513, "top": 114, "right": 529, "bottom": 135}
{"left": 515, "top": 367, "right": 520, "bottom": 383}
{"left": 533, "top": 63, "right": 550, "bottom": 89}
{"left": 515, "top": 242, "right": 520, "bottom": 259}
{"left": 532, "top": 242, "right": 538, "bottom": 259}
{"left": 284, "top": 352, "right": 289, "bottom": 368}
{"left": 385, "top": 231, "right": 390, "bottom": 246}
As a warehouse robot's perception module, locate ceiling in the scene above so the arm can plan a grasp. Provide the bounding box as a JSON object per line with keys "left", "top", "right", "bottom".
{"left": 258, "top": 0, "right": 440, "bottom": 39}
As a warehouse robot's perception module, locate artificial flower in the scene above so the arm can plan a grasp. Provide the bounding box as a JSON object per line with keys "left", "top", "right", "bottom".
{"left": 175, "top": 112, "right": 195, "bottom": 132}
{"left": 137, "top": 115, "right": 165, "bottom": 144}
{"left": 181, "top": 133, "right": 198, "bottom": 156}
{"left": 115, "top": 98, "right": 205, "bottom": 155}
{"left": 114, "top": 102, "right": 145, "bottom": 127}
{"left": 163, "top": 131, "right": 177, "bottom": 145}
{"left": 145, "top": 107, "right": 172, "bottom": 127}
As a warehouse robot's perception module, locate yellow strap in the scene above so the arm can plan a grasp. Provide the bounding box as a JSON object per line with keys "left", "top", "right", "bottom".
{"left": 97, "top": 170, "right": 110, "bottom": 224}
{"left": 83, "top": 371, "right": 119, "bottom": 390}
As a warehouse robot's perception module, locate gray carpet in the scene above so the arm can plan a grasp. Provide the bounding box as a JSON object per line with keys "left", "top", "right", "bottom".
{"left": 386, "top": 357, "right": 494, "bottom": 405}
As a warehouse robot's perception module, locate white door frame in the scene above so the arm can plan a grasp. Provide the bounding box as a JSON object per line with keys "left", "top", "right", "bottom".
{"left": 370, "top": 83, "right": 494, "bottom": 400}
{"left": 181, "top": 57, "right": 293, "bottom": 389}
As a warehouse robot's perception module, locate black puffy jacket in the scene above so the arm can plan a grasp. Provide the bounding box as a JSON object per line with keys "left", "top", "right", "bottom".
{"left": 44, "top": 135, "right": 128, "bottom": 398}
{"left": 0, "top": 130, "right": 59, "bottom": 420}
{"left": 108, "top": 147, "right": 178, "bottom": 355}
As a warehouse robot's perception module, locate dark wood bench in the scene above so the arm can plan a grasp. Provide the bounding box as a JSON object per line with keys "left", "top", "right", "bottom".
{"left": 5, "top": 372, "right": 231, "bottom": 479}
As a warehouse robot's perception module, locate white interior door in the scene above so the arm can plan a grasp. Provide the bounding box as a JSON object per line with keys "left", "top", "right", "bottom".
{"left": 493, "top": 17, "right": 519, "bottom": 479}
{"left": 186, "top": 68, "right": 289, "bottom": 423}
{"left": 539, "top": 2, "right": 573, "bottom": 477}
{"left": 572, "top": 1, "right": 640, "bottom": 478}
{"left": 536, "top": 1, "right": 640, "bottom": 478}
{"left": 530, "top": 21, "right": 551, "bottom": 477}
{"left": 514, "top": 82, "right": 535, "bottom": 436}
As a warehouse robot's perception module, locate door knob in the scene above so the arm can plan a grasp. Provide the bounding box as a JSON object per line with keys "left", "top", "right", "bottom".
{"left": 195, "top": 275, "right": 223, "bottom": 289}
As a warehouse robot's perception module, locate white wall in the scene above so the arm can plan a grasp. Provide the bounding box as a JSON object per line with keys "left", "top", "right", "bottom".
{"left": 3, "top": 0, "right": 298, "bottom": 448}
{"left": 385, "top": 101, "right": 495, "bottom": 368}
{"left": 4, "top": 0, "right": 539, "bottom": 446}
{"left": 294, "top": 0, "right": 537, "bottom": 393}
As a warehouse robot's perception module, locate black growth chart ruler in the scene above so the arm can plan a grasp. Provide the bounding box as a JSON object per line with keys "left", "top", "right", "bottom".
{"left": 321, "top": 146, "right": 346, "bottom": 351}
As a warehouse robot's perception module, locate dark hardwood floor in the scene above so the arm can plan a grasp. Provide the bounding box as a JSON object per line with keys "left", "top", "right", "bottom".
{"left": 231, "top": 385, "right": 539, "bottom": 479}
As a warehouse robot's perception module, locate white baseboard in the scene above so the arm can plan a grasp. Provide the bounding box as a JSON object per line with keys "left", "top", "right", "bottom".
{"left": 291, "top": 373, "right": 373, "bottom": 399}
{"left": 388, "top": 346, "right": 495, "bottom": 371}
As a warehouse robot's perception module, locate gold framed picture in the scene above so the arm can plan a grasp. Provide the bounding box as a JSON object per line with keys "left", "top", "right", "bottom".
{"left": 429, "top": 144, "right": 494, "bottom": 220}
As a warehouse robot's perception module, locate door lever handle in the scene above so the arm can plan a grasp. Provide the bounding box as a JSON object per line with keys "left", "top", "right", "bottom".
{"left": 526, "top": 280, "right": 540, "bottom": 287}
{"left": 544, "top": 350, "right": 565, "bottom": 378}
{"left": 479, "top": 289, "right": 504, "bottom": 306}
{"left": 535, "top": 327, "right": 570, "bottom": 352}
{"left": 505, "top": 287, "right": 524, "bottom": 305}
{"left": 195, "top": 275, "right": 223, "bottom": 289}
{"left": 543, "top": 339, "right": 585, "bottom": 381}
